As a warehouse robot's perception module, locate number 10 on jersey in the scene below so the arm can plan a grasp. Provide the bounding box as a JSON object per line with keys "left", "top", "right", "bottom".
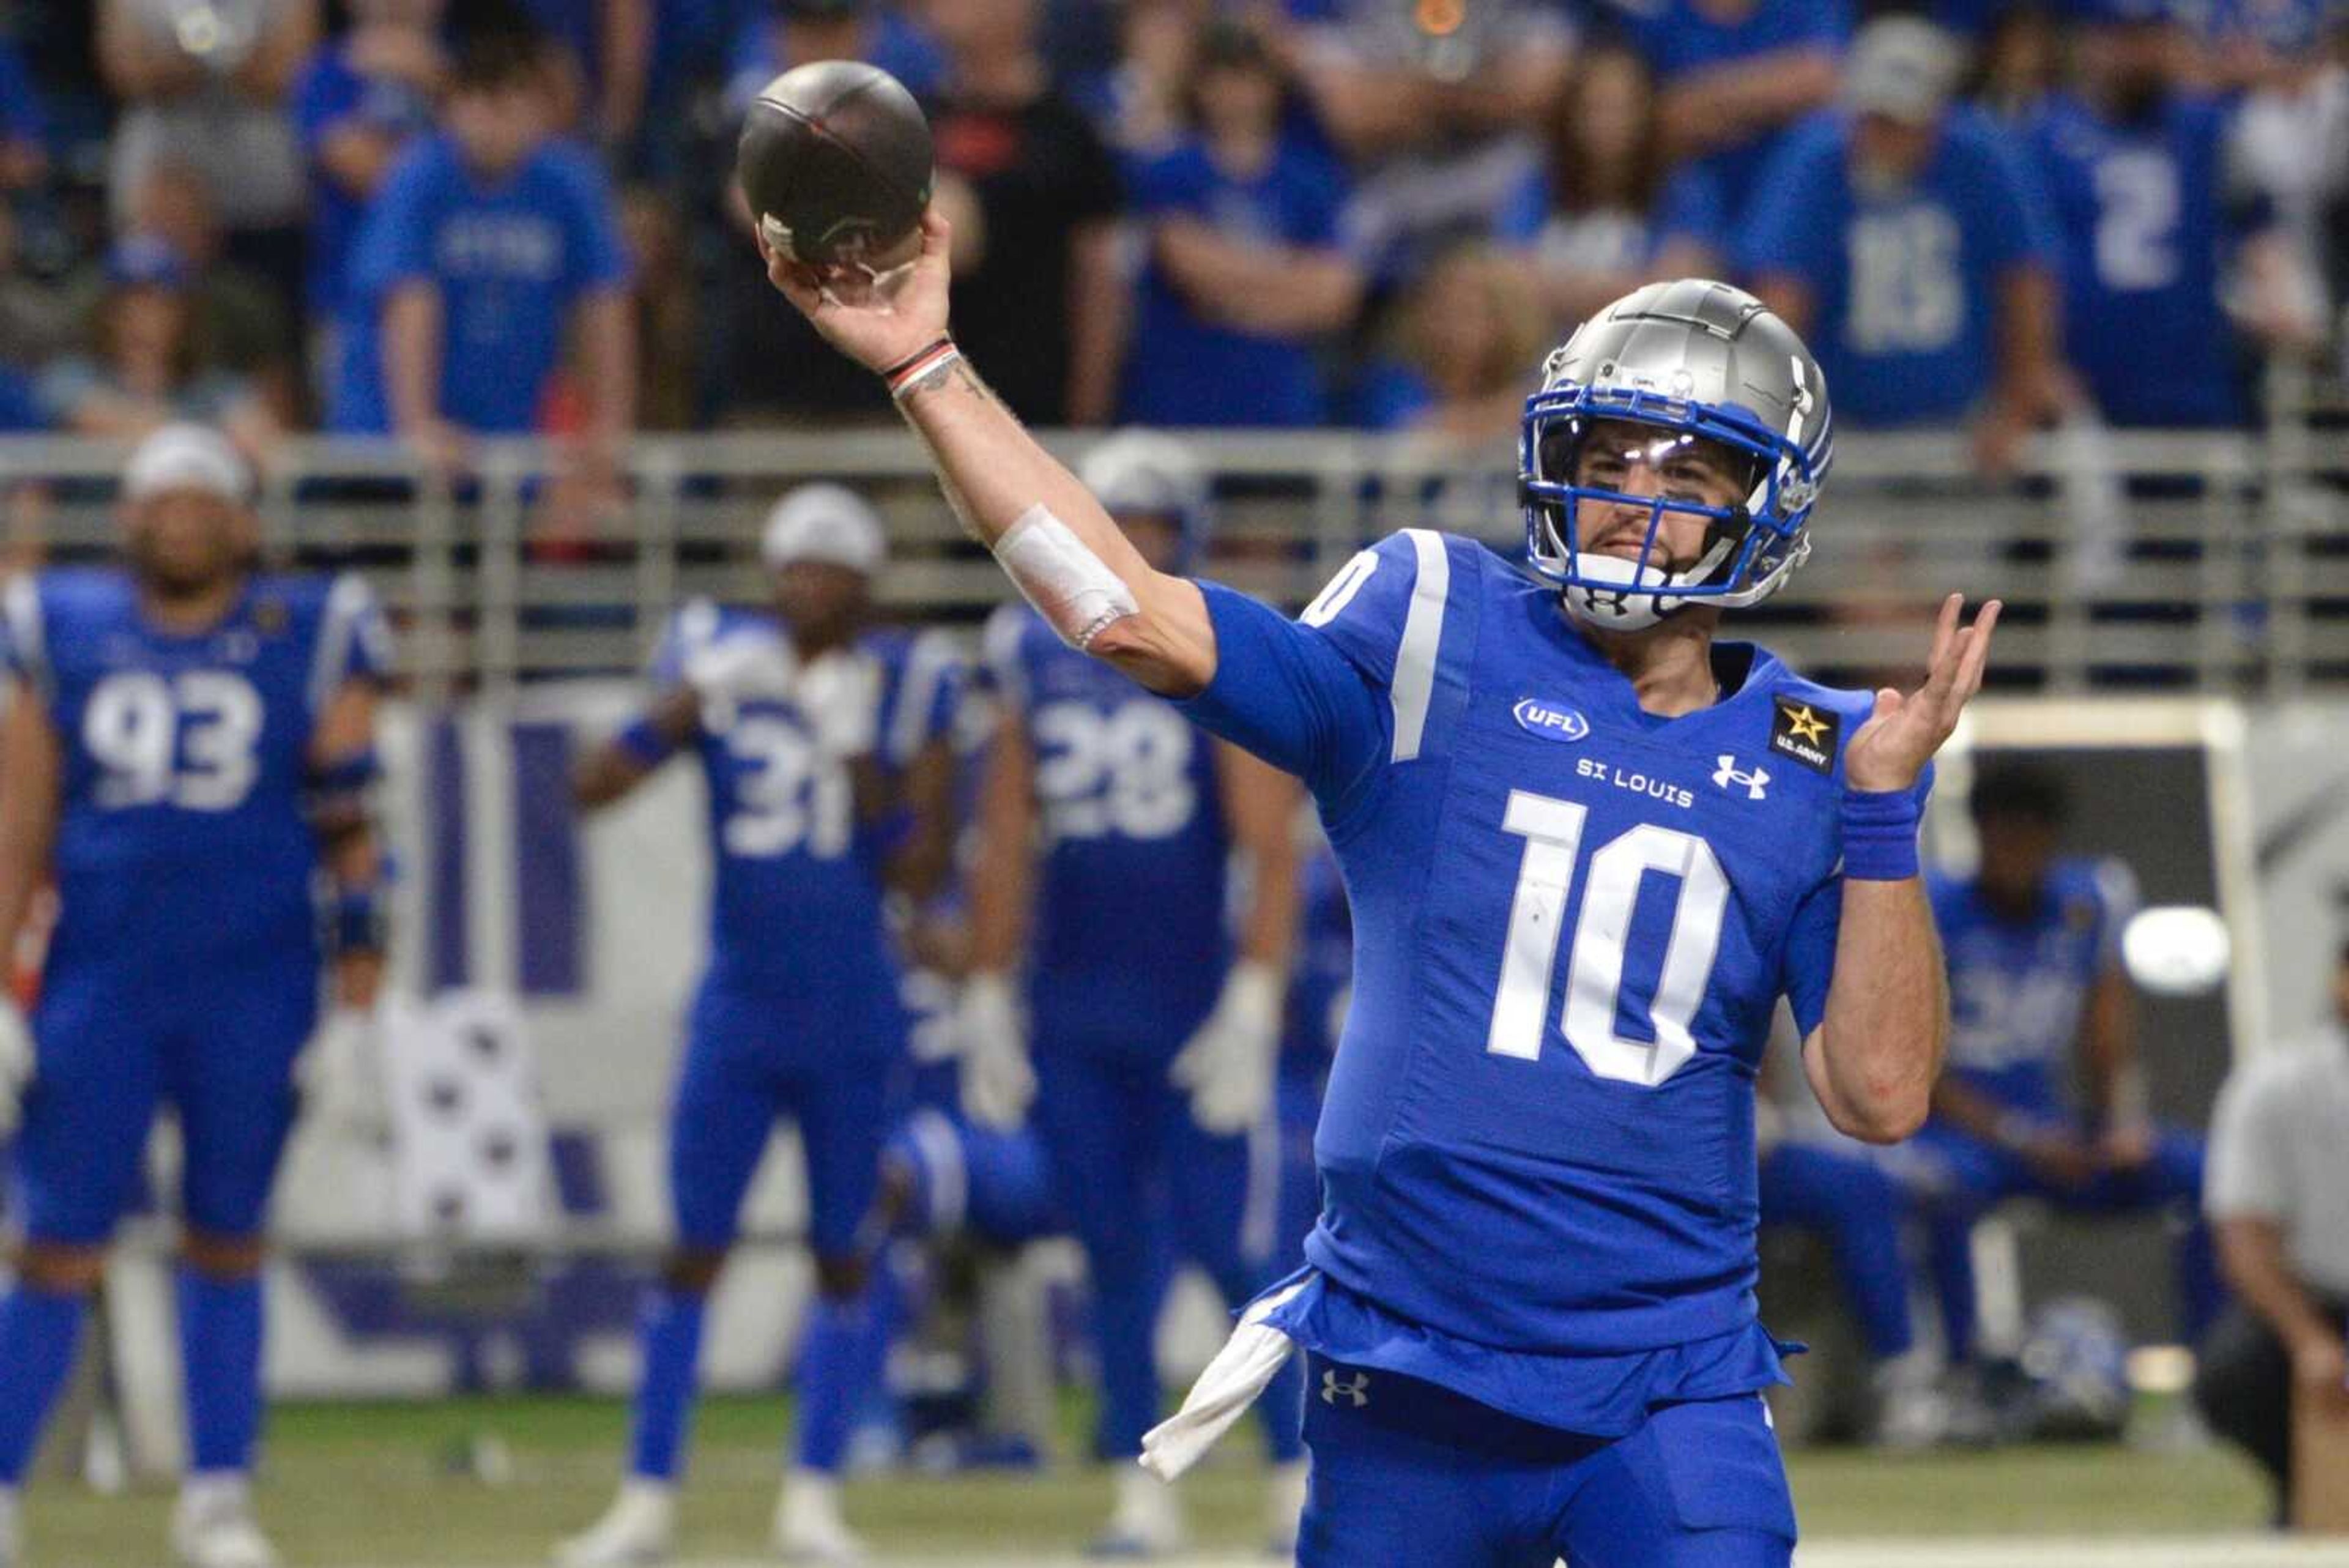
{"left": 1487, "top": 789, "right": 1729, "bottom": 1087}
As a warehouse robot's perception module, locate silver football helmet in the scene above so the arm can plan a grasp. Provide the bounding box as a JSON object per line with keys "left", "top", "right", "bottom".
{"left": 1520, "top": 279, "right": 1832, "bottom": 631}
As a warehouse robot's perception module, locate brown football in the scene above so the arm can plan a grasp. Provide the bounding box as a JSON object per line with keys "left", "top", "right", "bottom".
{"left": 736, "top": 61, "right": 933, "bottom": 269}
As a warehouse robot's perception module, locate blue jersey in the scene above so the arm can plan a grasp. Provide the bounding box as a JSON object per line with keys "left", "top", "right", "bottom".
{"left": 1118, "top": 136, "right": 1349, "bottom": 429}
{"left": 331, "top": 133, "right": 632, "bottom": 434}
{"left": 0, "top": 569, "right": 392, "bottom": 975}
{"left": 1183, "top": 530, "right": 1926, "bottom": 1431}
{"left": 1619, "top": 0, "right": 1851, "bottom": 218}
{"left": 291, "top": 40, "right": 436, "bottom": 314}
{"left": 1741, "top": 108, "right": 2059, "bottom": 426}
{"left": 2024, "top": 91, "right": 2252, "bottom": 428}
{"left": 650, "top": 601, "right": 960, "bottom": 1012}
{"left": 1931, "top": 856, "right": 2135, "bottom": 1117}
{"left": 1282, "top": 844, "right": 1352, "bottom": 1080}
{"left": 983, "top": 603, "right": 1233, "bottom": 1054}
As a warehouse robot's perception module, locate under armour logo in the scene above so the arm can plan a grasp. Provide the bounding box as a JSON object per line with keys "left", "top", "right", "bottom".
{"left": 1713, "top": 755, "right": 1770, "bottom": 801}
{"left": 1321, "top": 1369, "right": 1371, "bottom": 1408}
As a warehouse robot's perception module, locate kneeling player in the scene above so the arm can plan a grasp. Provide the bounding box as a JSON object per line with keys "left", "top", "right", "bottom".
{"left": 0, "top": 426, "right": 391, "bottom": 1568}
{"left": 557, "top": 486, "right": 957, "bottom": 1565}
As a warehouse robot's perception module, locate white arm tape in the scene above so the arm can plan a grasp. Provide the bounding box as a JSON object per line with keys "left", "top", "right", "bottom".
{"left": 994, "top": 503, "right": 1142, "bottom": 652}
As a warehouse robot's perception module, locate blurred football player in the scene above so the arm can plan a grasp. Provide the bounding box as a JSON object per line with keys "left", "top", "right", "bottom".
{"left": 0, "top": 425, "right": 392, "bottom": 1568}
{"left": 1901, "top": 762, "right": 2219, "bottom": 1381}
{"left": 766, "top": 218, "right": 1998, "bottom": 1565}
{"left": 957, "top": 430, "right": 1310, "bottom": 1555}
{"left": 556, "top": 484, "right": 958, "bottom": 1566}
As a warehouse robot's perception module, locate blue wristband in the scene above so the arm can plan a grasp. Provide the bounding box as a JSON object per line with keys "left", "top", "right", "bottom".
{"left": 330, "top": 887, "right": 388, "bottom": 954}
{"left": 614, "top": 715, "right": 676, "bottom": 769}
{"left": 1840, "top": 787, "right": 1922, "bottom": 881}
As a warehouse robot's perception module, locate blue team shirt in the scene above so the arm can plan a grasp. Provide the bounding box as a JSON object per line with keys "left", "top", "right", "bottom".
{"left": 0, "top": 570, "right": 392, "bottom": 975}
{"left": 1182, "top": 530, "right": 1926, "bottom": 1432}
{"left": 1118, "top": 138, "right": 1349, "bottom": 429}
{"left": 1619, "top": 0, "right": 1851, "bottom": 217}
{"left": 984, "top": 603, "right": 1233, "bottom": 1055}
{"left": 0, "top": 41, "right": 43, "bottom": 149}
{"left": 291, "top": 40, "right": 437, "bottom": 313}
{"left": 1741, "top": 108, "right": 2059, "bottom": 426}
{"left": 331, "top": 133, "right": 632, "bottom": 434}
{"left": 648, "top": 601, "right": 960, "bottom": 1016}
{"left": 1931, "top": 856, "right": 2135, "bottom": 1118}
{"left": 2024, "top": 91, "right": 2254, "bottom": 428}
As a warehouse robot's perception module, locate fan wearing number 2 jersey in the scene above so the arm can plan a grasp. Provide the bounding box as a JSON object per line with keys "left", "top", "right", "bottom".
{"left": 761, "top": 216, "right": 2000, "bottom": 1565}
{"left": 0, "top": 425, "right": 392, "bottom": 1568}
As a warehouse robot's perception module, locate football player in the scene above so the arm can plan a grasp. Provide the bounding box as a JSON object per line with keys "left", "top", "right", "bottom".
{"left": 765, "top": 218, "right": 1995, "bottom": 1564}
{"left": 0, "top": 425, "right": 392, "bottom": 1568}
{"left": 1901, "top": 762, "right": 2217, "bottom": 1384}
{"left": 956, "top": 430, "right": 1310, "bottom": 1555}
{"left": 557, "top": 485, "right": 959, "bottom": 1566}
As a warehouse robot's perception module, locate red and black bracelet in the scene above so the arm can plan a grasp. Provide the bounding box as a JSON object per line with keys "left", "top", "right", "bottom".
{"left": 883, "top": 337, "right": 961, "bottom": 400}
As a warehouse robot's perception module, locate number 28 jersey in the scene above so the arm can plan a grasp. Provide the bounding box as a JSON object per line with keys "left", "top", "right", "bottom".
{"left": 1, "top": 567, "right": 392, "bottom": 973}
{"left": 1183, "top": 532, "right": 1926, "bottom": 1428}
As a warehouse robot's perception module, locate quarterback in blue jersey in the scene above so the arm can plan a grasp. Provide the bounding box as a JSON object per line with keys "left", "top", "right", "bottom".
{"left": 767, "top": 216, "right": 1998, "bottom": 1565}
{"left": 557, "top": 485, "right": 959, "bottom": 1566}
{"left": 0, "top": 425, "right": 392, "bottom": 1568}
{"left": 955, "top": 431, "right": 1311, "bottom": 1555}
{"left": 1903, "top": 761, "right": 2217, "bottom": 1373}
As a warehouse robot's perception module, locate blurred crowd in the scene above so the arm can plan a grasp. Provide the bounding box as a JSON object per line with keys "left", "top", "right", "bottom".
{"left": 0, "top": 0, "right": 2343, "bottom": 476}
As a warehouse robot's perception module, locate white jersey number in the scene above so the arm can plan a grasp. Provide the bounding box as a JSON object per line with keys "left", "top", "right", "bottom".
{"left": 83, "top": 669, "right": 265, "bottom": 812}
{"left": 1485, "top": 789, "right": 1729, "bottom": 1087}
{"left": 722, "top": 717, "right": 852, "bottom": 860}
{"left": 2092, "top": 150, "right": 2181, "bottom": 292}
{"left": 1846, "top": 205, "right": 1964, "bottom": 354}
{"left": 1031, "top": 700, "right": 1197, "bottom": 842}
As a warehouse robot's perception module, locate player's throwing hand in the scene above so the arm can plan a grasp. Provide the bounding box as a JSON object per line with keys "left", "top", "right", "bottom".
{"left": 762, "top": 209, "right": 952, "bottom": 375}
{"left": 1844, "top": 593, "right": 2003, "bottom": 792}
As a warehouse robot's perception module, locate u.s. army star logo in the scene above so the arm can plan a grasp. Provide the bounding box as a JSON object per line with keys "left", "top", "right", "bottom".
{"left": 1768, "top": 698, "right": 1839, "bottom": 774}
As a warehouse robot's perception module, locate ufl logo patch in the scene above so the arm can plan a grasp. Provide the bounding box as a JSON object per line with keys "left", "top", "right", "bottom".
{"left": 1511, "top": 697, "right": 1589, "bottom": 743}
{"left": 1768, "top": 697, "right": 1839, "bottom": 775}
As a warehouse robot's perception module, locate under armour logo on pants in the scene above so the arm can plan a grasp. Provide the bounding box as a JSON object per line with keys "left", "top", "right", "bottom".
{"left": 1321, "top": 1368, "right": 1370, "bottom": 1408}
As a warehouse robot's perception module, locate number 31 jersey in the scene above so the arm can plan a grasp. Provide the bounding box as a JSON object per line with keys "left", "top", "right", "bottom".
{"left": 1183, "top": 530, "right": 1928, "bottom": 1426}
{"left": 1, "top": 567, "right": 392, "bottom": 973}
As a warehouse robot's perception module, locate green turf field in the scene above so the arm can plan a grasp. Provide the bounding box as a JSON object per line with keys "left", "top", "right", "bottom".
{"left": 13, "top": 1393, "right": 2291, "bottom": 1567}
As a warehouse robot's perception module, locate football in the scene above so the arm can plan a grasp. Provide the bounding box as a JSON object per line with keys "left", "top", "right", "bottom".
{"left": 736, "top": 60, "right": 933, "bottom": 270}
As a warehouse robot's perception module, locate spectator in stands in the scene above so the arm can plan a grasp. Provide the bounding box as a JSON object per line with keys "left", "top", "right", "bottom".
{"left": 1118, "top": 20, "right": 1361, "bottom": 429}
{"left": 1967, "top": 2, "right": 2066, "bottom": 123}
{"left": 291, "top": 0, "right": 445, "bottom": 343}
{"left": 2021, "top": 0, "right": 2317, "bottom": 427}
{"left": 97, "top": 0, "right": 317, "bottom": 317}
{"left": 329, "top": 24, "right": 634, "bottom": 477}
{"left": 1094, "top": 0, "right": 1206, "bottom": 157}
{"left": 33, "top": 233, "right": 278, "bottom": 449}
{"left": 1355, "top": 239, "right": 1545, "bottom": 442}
{"left": 0, "top": 33, "right": 47, "bottom": 190}
{"left": 2197, "top": 940, "right": 2349, "bottom": 1524}
{"left": 917, "top": 0, "right": 1124, "bottom": 426}
{"left": 1508, "top": 43, "right": 1729, "bottom": 333}
{"left": 2222, "top": 4, "right": 2347, "bottom": 344}
{"left": 1744, "top": 17, "right": 2071, "bottom": 471}
{"left": 1285, "top": 0, "right": 1575, "bottom": 286}
{"left": 1623, "top": 0, "right": 1848, "bottom": 225}
{"left": 722, "top": 0, "right": 943, "bottom": 122}
{"left": 121, "top": 160, "right": 300, "bottom": 421}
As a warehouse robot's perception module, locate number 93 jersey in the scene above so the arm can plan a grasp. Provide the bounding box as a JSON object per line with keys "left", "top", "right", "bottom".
{"left": 1181, "top": 531, "right": 1930, "bottom": 1378}
{"left": 653, "top": 601, "right": 960, "bottom": 1009}
{"left": 0, "top": 568, "right": 392, "bottom": 971}
{"left": 984, "top": 603, "right": 1231, "bottom": 1055}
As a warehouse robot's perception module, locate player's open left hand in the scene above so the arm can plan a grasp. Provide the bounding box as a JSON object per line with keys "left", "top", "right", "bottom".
{"left": 762, "top": 208, "right": 952, "bottom": 376}
{"left": 1844, "top": 593, "right": 2002, "bottom": 793}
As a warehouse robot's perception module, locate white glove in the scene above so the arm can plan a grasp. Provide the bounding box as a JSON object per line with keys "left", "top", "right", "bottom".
{"left": 295, "top": 1006, "right": 386, "bottom": 1137}
{"left": 794, "top": 648, "right": 881, "bottom": 760}
{"left": 684, "top": 633, "right": 795, "bottom": 731}
{"left": 957, "top": 972, "right": 1035, "bottom": 1131}
{"left": 0, "top": 996, "right": 33, "bottom": 1142}
{"left": 1168, "top": 961, "right": 1282, "bottom": 1135}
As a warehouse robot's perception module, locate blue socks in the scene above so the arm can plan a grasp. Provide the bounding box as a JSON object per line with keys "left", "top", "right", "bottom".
{"left": 0, "top": 1282, "right": 89, "bottom": 1484}
{"left": 627, "top": 1288, "right": 708, "bottom": 1481}
{"left": 792, "top": 1280, "right": 892, "bottom": 1474}
{"left": 177, "top": 1268, "right": 265, "bottom": 1475}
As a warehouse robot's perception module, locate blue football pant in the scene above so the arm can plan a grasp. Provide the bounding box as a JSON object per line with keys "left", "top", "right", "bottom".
{"left": 1906, "top": 1120, "right": 2221, "bottom": 1362}
{"left": 666, "top": 983, "right": 894, "bottom": 1259}
{"left": 1031, "top": 1042, "right": 1303, "bottom": 1463}
{"left": 13, "top": 957, "right": 317, "bottom": 1244}
{"left": 1299, "top": 1356, "right": 1795, "bottom": 1568}
{"left": 1757, "top": 1142, "right": 1915, "bottom": 1362}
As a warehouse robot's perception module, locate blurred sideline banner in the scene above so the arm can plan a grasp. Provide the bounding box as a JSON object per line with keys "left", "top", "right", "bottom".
{"left": 236, "top": 693, "right": 2348, "bottom": 1396}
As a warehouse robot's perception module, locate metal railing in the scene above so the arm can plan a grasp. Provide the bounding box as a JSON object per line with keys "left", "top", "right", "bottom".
{"left": 2, "top": 392, "right": 2342, "bottom": 697}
